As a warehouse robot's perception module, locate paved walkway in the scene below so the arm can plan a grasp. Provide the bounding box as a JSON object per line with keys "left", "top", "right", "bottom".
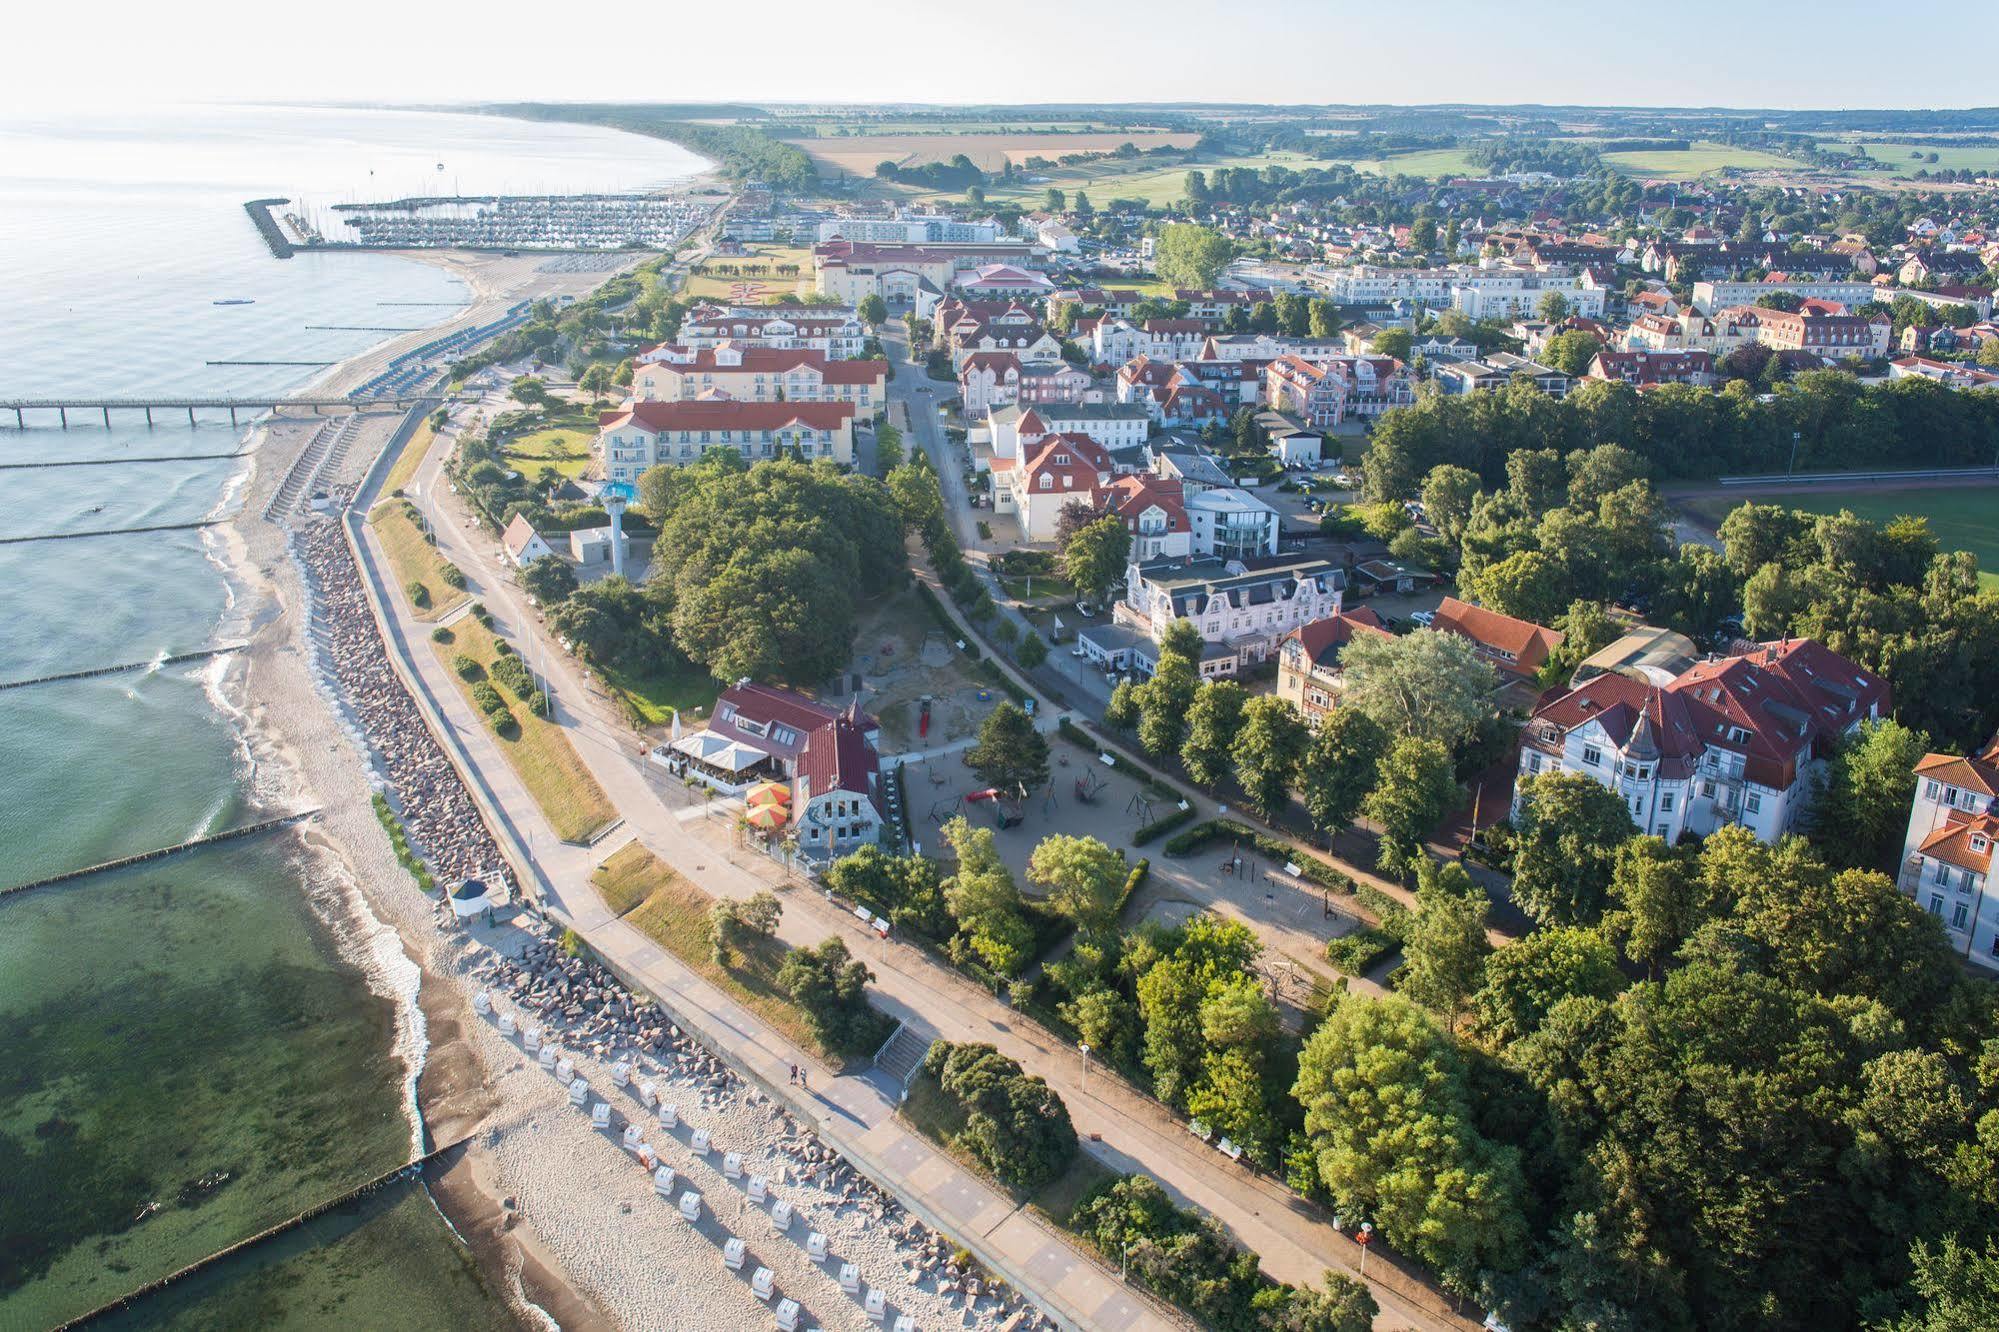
{"left": 363, "top": 391, "right": 1478, "bottom": 1331}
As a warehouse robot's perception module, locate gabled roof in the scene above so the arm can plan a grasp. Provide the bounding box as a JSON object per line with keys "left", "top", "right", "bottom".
{"left": 502, "top": 513, "right": 547, "bottom": 561}
{"left": 799, "top": 712, "right": 878, "bottom": 799}
{"left": 1285, "top": 608, "right": 1391, "bottom": 667}
{"left": 1432, "top": 597, "right": 1563, "bottom": 673}
{"left": 1917, "top": 807, "right": 1998, "bottom": 875}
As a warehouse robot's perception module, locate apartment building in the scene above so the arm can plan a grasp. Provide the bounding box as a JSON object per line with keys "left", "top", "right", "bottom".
{"left": 631, "top": 346, "right": 885, "bottom": 414}
{"left": 1276, "top": 608, "right": 1393, "bottom": 721}
{"left": 1755, "top": 307, "right": 1892, "bottom": 359}
{"left": 1263, "top": 353, "right": 1414, "bottom": 427}
{"left": 663, "top": 305, "right": 867, "bottom": 360}
{"left": 596, "top": 400, "right": 856, "bottom": 483}
{"left": 1100, "top": 554, "right": 1346, "bottom": 678}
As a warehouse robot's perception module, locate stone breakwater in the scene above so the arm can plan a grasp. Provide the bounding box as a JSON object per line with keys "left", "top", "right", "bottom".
{"left": 295, "top": 511, "right": 516, "bottom": 895}
{"left": 291, "top": 506, "right": 1057, "bottom": 1331}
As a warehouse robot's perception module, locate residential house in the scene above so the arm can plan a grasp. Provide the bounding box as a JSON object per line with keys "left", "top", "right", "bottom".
{"left": 502, "top": 513, "right": 556, "bottom": 568}
{"left": 1901, "top": 735, "right": 1999, "bottom": 970}
{"left": 1102, "top": 473, "right": 1192, "bottom": 561}
{"left": 1514, "top": 638, "right": 1891, "bottom": 843}
{"left": 1264, "top": 354, "right": 1414, "bottom": 427}
{"left": 1887, "top": 356, "right": 1999, "bottom": 391}
{"left": 1276, "top": 608, "right": 1393, "bottom": 721}
{"left": 1898, "top": 249, "right": 1987, "bottom": 286}
{"left": 988, "top": 402, "right": 1151, "bottom": 462}
{"left": 1185, "top": 487, "right": 1282, "bottom": 560}
{"left": 813, "top": 240, "right": 1043, "bottom": 304}
{"left": 1431, "top": 597, "right": 1563, "bottom": 679}
{"left": 794, "top": 699, "right": 884, "bottom": 859}
{"left": 989, "top": 433, "right": 1114, "bottom": 542}
{"left": 595, "top": 400, "right": 856, "bottom": 483}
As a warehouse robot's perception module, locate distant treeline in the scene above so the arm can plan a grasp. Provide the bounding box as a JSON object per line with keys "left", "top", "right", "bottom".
{"left": 1362, "top": 372, "right": 1999, "bottom": 500}
{"left": 486, "top": 104, "right": 818, "bottom": 192}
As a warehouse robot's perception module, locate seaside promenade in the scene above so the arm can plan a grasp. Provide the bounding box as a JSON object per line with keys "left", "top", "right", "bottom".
{"left": 343, "top": 391, "right": 1477, "bottom": 1332}
{"left": 348, "top": 426, "right": 1185, "bottom": 1331}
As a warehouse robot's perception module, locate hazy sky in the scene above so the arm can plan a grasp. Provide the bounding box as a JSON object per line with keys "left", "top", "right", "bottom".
{"left": 12, "top": 0, "right": 1997, "bottom": 112}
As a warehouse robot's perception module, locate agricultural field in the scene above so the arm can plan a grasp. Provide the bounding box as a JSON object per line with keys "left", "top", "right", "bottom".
{"left": 1602, "top": 141, "right": 1794, "bottom": 179}
{"left": 800, "top": 130, "right": 1199, "bottom": 178}
{"left": 1677, "top": 484, "right": 1999, "bottom": 590}
{"left": 1824, "top": 141, "right": 1999, "bottom": 178}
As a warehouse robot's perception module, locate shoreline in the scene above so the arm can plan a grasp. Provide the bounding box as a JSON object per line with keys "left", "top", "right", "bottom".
{"left": 207, "top": 248, "right": 619, "bottom": 1327}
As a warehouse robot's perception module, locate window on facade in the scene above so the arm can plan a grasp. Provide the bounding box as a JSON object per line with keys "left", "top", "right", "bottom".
{"left": 1953, "top": 902, "right": 1971, "bottom": 930}
{"left": 1746, "top": 793, "right": 1762, "bottom": 815}
{"left": 1583, "top": 746, "right": 1602, "bottom": 767}
{"left": 1660, "top": 793, "right": 1674, "bottom": 812}
{"left": 1929, "top": 894, "right": 1945, "bottom": 915}
{"left": 1934, "top": 860, "right": 1951, "bottom": 885}
{"left": 1924, "top": 779, "right": 1941, "bottom": 800}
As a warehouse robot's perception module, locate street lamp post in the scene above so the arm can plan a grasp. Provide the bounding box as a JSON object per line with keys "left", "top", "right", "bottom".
{"left": 1078, "top": 1041, "right": 1091, "bottom": 1092}
{"left": 1357, "top": 1221, "right": 1374, "bottom": 1278}
{"left": 1788, "top": 429, "right": 1802, "bottom": 476}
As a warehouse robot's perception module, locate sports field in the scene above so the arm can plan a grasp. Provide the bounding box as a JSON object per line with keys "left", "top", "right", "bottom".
{"left": 1678, "top": 484, "right": 1999, "bottom": 589}
{"left": 1602, "top": 141, "right": 1793, "bottom": 179}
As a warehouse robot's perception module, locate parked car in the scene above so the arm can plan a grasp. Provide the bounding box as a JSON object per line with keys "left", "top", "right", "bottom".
{"left": 1409, "top": 609, "right": 1436, "bottom": 628}
{"left": 1073, "top": 601, "right": 1098, "bottom": 617}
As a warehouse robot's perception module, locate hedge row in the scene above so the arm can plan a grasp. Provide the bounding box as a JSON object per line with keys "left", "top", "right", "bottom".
{"left": 1325, "top": 926, "right": 1397, "bottom": 976}
{"left": 1160, "top": 819, "right": 1356, "bottom": 891}
{"left": 1130, "top": 804, "right": 1196, "bottom": 846}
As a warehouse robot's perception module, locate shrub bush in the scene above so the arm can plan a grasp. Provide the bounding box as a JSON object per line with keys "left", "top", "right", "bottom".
{"left": 493, "top": 639, "right": 513, "bottom": 656}
{"left": 921, "top": 1040, "right": 1077, "bottom": 1193}
{"left": 1355, "top": 883, "right": 1411, "bottom": 937}
{"left": 489, "top": 710, "right": 519, "bottom": 738}
{"left": 1325, "top": 926, "right": 1397, "bottom": 975}
{"left": 440, "top": 562, "right": 467, "bottom": 590}
{"left": 452, "top": 654, "right": 483, "bottom": 681}
{"left": 406, "top": 580, "right": 431, "bottom": 609}
{"left": 470, "top": 681, "right": 508, "bottom": 715}
{"left": 490, "top": 653, "right": 535, "bottom": 699}
{"left": 430, "top": 626, "right": 453, "bottom": 643}
{"left": 528, "top": 689, "right": 552, "bottom": 718}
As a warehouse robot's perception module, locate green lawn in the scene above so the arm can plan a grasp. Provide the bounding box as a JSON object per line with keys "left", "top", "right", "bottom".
{"left": 1603, "top": 142, "right": 1794, "bottom": 179}
{"left": 678, "top": 244, "right": 814, "bottom": 303}
{"left": 1823, "top": 141, "right": 1999, "bottom": 178}
{"left": 1678, "top": 485, "right": 1999, "bottom": 589}
{"left": 382, "top": 420, "right": 436, "bottom": 496}
{"left": 599, "top": 656, "right": 721, "bottom": 728}
{"left": 368, "top": 499, "right": 468, "bottom": 622}
{"left": 1351, "top": 147, "right": 1479, "bottom": 178}
{"left": 502, "top": 424, "right": 594, "bottom": 482}
{"left": 593, "top": 840, "right": 667, "bottom": 916}
{"left": 426, "top": 616, "right": 618, "bottom": 842}
{"left": 615, "top": 853, "right": 883, "bottom": 1071}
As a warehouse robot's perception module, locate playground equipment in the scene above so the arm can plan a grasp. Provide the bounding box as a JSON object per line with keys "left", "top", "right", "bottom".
{"left": 962, "top": 785, "right": 1024, "bottom": 828}
{"left": 918, "top": 694, "right": 932, "bottom": 739}
{"left": 1127, "top": 790, "right": 1156, "bottom": 833}
{"left": 1074, "top": 769, "right": 1107, "bottom": 804}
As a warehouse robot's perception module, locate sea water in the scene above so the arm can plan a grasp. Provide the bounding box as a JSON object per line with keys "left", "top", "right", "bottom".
{"left": 0, "top": 103, "right": 704, "bottom": 1327}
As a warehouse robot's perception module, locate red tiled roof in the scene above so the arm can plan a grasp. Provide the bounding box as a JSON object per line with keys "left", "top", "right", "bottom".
{"left": 1917, "top": 807, "right": 1998, "bottom": 875}
{"left": 799, "top": 712, "right": 878, "bottom": 799}
{"left": 1103, "top": 473, "right": 1186, "bottom": 530}
{"left": 1286, "top": 608, "right": 1391, "bottom": 666}
{"left": 1432, "top": 597, "right": 1563, "bottom": 674}
{"left": 1914, "top": 751, "right": 1999, "bottom": 798}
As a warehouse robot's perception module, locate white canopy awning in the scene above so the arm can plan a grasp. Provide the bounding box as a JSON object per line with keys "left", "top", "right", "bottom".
{"left": 669, "top": 731, "right": 768, "bottom": 774}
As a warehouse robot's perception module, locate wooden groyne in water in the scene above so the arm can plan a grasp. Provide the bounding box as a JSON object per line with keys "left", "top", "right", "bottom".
{"left": 54, "top": 1136, "right": 472, "bottom": 1329}
{"left": 243, "top": 197, "right": 295, "bottom": 259}
{"left": 0, "top": 519, "right": 224, "bottom": 546}
{"left": 0, "top": 644, "right": 246, "bottom": 693}
{"left": 1, "top": 809, "right": 320, "bottom": 898}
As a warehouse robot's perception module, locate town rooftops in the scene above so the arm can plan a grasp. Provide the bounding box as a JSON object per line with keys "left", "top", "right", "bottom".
{"left": 1137, "top": 554, "right": 1344, "bottom": 615}
{"left": 798, "top": 702, "right": 878, "bottom": 798}
{"left": 641, "top": 346, "right": 884, "bottom": 382}
{"left": 599, "top": 400, "right": 856, "bottom": 433}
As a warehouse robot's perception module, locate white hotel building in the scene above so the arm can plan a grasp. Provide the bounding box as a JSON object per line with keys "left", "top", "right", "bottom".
{"left": 1901, "top": 739, "right": 1999, "bottom": 971}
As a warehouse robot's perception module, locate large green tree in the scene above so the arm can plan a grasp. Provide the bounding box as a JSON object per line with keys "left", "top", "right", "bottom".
{"left": 1811, "top": 718, "right": 1930, "bottom": 871}
{"left": 1397, "top": 860, "right": 1492, "bottom": 1032}
{"left": 1362, "top": 736, "right": 1458, "bottom": 880}
{"left": 1335, "top": 630, "right": 1500, "bottom": 757}
{"left": 1300, "top": 707, "right": 1390, "bottom": 838}
{"left": 1233, "top": 695, "right": 1310, "bottom": 819}
{"left": 1293, "top": 992, "right": 1528, "bottom": 1288}
{"left": 1064, "top": 515, "right": 1132, "bottom": 605}
{"left": 941, "top": 816, "right": 1034, "bottom": 976}
{"left": 1154, "top": 223, "right": 1238, "bottom": 289}
{"left": 965, "top": 700, "right": 1049, "bottom": 795}
{"left": 1180, "top": 680, "right": 1248, "bottom": 788}
{"left": 1510, "top": 772, "right": 1637, "bottom": 926}
{"left": 1027, "top": 834, "right": 1126, "bottom": 940}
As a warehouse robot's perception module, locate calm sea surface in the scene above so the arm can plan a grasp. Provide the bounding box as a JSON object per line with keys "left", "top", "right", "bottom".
{"left": 0, "top": 103, "right": 703, "bottom": 1328}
